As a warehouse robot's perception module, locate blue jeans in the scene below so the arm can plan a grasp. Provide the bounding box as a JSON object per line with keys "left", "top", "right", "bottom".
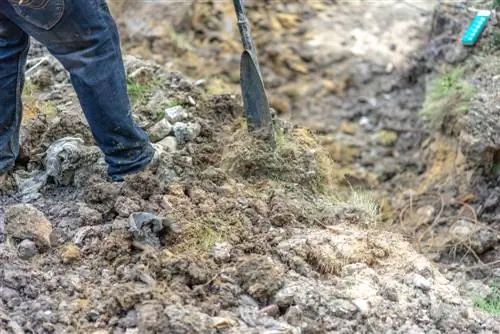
{"left": 0, "top": 0, "right": 154, "bottom": 180}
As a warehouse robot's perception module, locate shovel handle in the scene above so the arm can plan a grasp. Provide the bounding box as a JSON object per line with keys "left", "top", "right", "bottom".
{"left": 233, "top": 0, "right": 256, "bottom": 56}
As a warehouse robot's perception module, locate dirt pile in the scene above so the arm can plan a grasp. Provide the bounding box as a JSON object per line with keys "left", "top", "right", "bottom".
{"left": 1, "top": 42, "right": 499, "bottom": 333}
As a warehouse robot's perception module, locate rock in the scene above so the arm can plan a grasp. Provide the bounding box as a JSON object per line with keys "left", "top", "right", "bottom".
{"left": 352, "top": 298, "right": 370, "bottom": 315}
{"left": 147, "top": 118, "right": 173, "bottom": 142}
{"left": 4, "top": 204, "right": 52, "bottom": 249}
{"left": 17, "top": 239, "right": 38, "bottom": 260}
{"left": 86, "top": 309, "right": 99, "bottom": 322}
{"left": 59, "top": 243, "right": 81, "bottom": 263}
{"left": 412, "top": 274, "right": 432, "bottom": 291}
{"left": 31, "top": 67, "right": 53, "bottom": 88}
{"left": 211, "top": 242, "right": 232, "bottom": 263}
{"left": 165, "top": 106, "right": 187, "bottom": 123}
{"left": 118, "top": 310, "right": 138, "bottom": 328}
{"left": 173, "top": 122, "right": 201, "bottom": 142}
{"left": 156, "top": 136, "right": 178, "bottom": 152}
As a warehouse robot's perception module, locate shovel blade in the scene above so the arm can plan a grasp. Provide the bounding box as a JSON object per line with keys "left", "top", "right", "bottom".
{"left": 240, "top": 50, "right": 275, "bottom": 144}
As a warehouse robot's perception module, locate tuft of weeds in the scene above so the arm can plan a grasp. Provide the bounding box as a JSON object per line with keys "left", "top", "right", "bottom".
{"left": 474, "top": 284, "right": 500, "bottom": 316}
{"left": 419, "top": 66, "right": 476, "bottom": 131}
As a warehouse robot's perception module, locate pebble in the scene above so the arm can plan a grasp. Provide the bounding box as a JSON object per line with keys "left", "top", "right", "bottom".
{"left": 212, "top": 242, "right": 232, "bottom": 263}
{"left": 173, "top": 122, "right": 201, "bottom": 143}
{"left": 17, "top": 239, "right": 38, "bottom": 260}
{"left": 156, "top": 136, "right": 178, "bottom": 152}
{"left": 147, "top": 118, "right": 172, "bottom": 142}
{"left": 412, "top": 274, "right": 432, "bottom": 291}
{"left": 86, "top": 309, "right": 100, "bottom": 322}
{"left": 165, "top": 106, "right": 187, "bottom": 123}
{"left": 352, "top": 298, "right": 370, "bottom": 315}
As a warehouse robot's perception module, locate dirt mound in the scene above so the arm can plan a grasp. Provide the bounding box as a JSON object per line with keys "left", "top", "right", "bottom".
{"left": 1, "top": 44, "right": 499, "bottom": 333}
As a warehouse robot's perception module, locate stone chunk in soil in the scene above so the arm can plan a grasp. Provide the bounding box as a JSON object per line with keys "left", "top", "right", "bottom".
{"left": 156, "top": 136, "right": 178, "bottom": 153}
{"left": 147, "top": 118, "right": 173, "bottom": 142}
{"left": 173, "top": 122, "right": 201, "bottom": 143}
{"left": 4, "top": 204, "right": 52, "bottom": 249}
{"left": 17, "top": 239, "right": 38, "bottom": 260}
{"left": 165, "top": 106, "right": 188, "bottom": 123}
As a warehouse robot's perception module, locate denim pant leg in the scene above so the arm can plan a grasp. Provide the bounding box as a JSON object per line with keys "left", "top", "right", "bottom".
{"left": 0, "top": 0, "right": 154, "bottom": 180}
{"left": 0, "top": 13, "right": 29, "bottom": 173}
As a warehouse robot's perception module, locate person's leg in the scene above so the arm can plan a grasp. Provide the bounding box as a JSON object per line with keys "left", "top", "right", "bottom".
{"left": 1, "top": 0, "right": 154, "bottom": 181}
{"left": 0, "top": 13, "right": 29, "bottom": 174}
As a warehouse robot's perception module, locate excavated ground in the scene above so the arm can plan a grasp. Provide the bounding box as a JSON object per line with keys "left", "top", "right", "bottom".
{"left": 1, "top": 0, "right": 500, "bottom": 333}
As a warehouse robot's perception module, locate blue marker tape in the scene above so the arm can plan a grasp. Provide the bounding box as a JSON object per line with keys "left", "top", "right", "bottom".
{"left": 461, "top": 10, "right": 491, "bottom": 46}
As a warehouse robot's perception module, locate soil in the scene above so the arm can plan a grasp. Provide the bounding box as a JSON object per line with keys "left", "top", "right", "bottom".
{"left": 1, "top": 1, "right": 500, "bottom": 333}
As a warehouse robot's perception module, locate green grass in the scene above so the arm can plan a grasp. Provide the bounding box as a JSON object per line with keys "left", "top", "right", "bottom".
{"left": 419, "top": 66, "right": 476, "bottom": 130}
{"left": 474, "top": 285, "right": 500, "bottom": 316}
{"left": 127, "top": 82, "right": 152, "bottom": 107}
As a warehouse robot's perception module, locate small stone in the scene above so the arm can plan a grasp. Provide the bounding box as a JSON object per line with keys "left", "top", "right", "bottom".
{"left": 412, "top": 274, "right": 432, "bottom": 291}
{"left": 147, "top": 118, "right": 172, "bottom": 142}
{"left": 156, "top": 136, "right": 177, "bottom": 152}
{"left": 212, "top": 242, "right": 232, "bottom": 263}
{"left": 173, "top": 122, "right": 201, "bottom": 143}
{"left": 352, "top": 298, "right": 370, "bottom": 315}
{"left": 86, "top": 309, "right": 99, "bottom": 322}
{"left": 17, "top": 239, "right": 38, "bottom": 260}
{"left": 91, "top": 331, "right": 109, "bottom": 334}
{"left": 186, "top": 123, "right": 201, "bottom": 141}
{"left": 187, "top": 96, "right": 196, "bottom": 106}
{"left": 165, "top": 106, "right": 187, "bottom": 123}
{"left": 118, "top": 310, "right": 138, "bottom": 328}
{"left": 59, "top": 243, "right": 81, "bottom": 263}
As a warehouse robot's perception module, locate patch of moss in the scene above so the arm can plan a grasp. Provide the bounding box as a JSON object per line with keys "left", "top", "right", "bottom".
{"left": 419, "top": 66, "right": 476, "bottom": 131}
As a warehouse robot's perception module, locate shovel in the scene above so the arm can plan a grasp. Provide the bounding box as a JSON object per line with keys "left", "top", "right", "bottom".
{"left": 232, "top": 0, "right": 276, "bottom": 147}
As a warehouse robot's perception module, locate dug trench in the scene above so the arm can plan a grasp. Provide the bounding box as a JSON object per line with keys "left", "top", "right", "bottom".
{"left": 1, "top": 1, "right": 500, "bottom": 333}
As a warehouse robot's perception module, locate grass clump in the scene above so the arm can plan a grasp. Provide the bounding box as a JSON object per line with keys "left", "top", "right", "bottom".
{"left": 474, "top": 284, "right": 500, "bottom": 316}
{"left": 419, "top": 66, "right": 476, "bottom": 131}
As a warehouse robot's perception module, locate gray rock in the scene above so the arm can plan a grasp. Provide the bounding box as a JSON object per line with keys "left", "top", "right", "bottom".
{"left": 211, "top": 242, "right": 232, "bottom": 263}
{"left": 173, "top": 122, "right": 201, "bottom": 142}
{"left": 156, "top": 136, "right": 178, "bottom": 153}
{"left": 119, "top": 310, "right": 138, "bottom": 328}
{"left": 165, "top": 106, "right": 187, "bottom": 123}
{"left": 17, "top": 239, "right": 38, "bottom": 260}
{"left": 352, "top": 298, "right": 370, "bottom": 315}
{"left": 147, "top": 118, "right": 172, "bottom": 142}
{"left": 412, "top": 274, "right": 432, "bottom": 291}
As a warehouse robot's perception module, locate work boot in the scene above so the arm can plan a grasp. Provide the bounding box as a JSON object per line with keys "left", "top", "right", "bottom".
{"left": 114, "top": 144, "right": 164, "bottom": 182}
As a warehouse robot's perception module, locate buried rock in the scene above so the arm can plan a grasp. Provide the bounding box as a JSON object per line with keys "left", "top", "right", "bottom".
{"left": 4, "top": 204, "right": 52, "bottom": 249}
